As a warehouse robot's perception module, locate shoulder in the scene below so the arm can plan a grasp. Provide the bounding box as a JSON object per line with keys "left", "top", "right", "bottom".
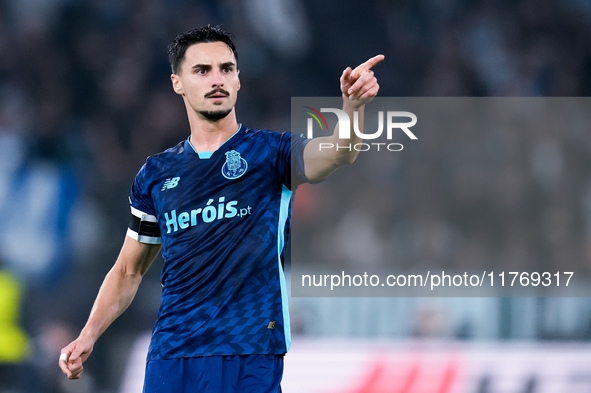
{"left": 143, "top": 139, "right": 188, "bottom": 169}
{"left": 134, "top": 139, "right": 187, "bottom": 182}
{"left": 242, "top": 127, "right": 284, "bottom": 139}
{"left": 241, "top": 127, "right": 303, "bottom": 148}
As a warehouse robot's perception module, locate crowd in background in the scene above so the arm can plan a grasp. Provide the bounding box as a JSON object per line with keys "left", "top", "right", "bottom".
{"left": 1, "top": 0, "right": 591, "bottom": 391}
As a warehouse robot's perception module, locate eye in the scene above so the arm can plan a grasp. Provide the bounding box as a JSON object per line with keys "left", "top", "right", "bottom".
{"left": 222, "top": 67, "right": 232, "bottom": 74}
{"left": 195, "top": 68, "right": 207, "bottom": 75}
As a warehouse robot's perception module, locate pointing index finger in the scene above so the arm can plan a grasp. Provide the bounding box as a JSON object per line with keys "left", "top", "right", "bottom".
{"left": 360, "top": 54, "right": 385, "bottom": 71}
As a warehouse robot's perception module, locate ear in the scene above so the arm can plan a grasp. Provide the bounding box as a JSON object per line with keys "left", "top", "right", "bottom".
{"left": 171, "top": 74, "right": 184, "bottom": 95}
{"left": 237, "top": 70, "right": 241, "bottom": 91}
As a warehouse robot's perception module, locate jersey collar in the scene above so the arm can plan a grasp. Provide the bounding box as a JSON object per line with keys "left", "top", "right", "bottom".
{"left": 186, "top": 124, "right": 243, "bottom": 159}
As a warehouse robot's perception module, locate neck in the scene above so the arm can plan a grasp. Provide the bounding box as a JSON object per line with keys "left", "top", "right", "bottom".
{"left": 186, "top": 106, "right": 240, "bottom": 152}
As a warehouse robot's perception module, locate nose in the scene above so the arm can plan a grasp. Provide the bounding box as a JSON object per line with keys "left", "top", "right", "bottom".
{"left": 210, "top": 69, "right": 224, "bottom": 88}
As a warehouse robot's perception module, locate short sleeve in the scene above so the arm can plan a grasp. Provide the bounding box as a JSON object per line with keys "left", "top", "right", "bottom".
{"left": 127, "top": 163, "right": 162, "bottom": 244}
{"left": 277, "top": 132, "right": 310, "bottom": 190}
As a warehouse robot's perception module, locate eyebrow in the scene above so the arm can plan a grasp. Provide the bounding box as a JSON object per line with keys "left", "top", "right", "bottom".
{"left": 191, "top": 62, "right": 236, "bottom": 70}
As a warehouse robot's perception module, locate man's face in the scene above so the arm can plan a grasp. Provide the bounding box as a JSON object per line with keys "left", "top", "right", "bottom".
{"left": 171, "top": 42, "right": 240, "bottom": 121}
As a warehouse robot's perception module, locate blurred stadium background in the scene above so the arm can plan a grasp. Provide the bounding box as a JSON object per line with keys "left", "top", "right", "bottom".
{"left": 1, "top": 0, "right": 591, "bottom": 392}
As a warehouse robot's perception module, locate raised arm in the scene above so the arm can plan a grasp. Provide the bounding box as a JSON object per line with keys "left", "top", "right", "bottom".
{"left": 58, "top": 236, "right": 161, "bottom": 380}
{"left": 303, "top": 54, "right": 384, "bottom": 182}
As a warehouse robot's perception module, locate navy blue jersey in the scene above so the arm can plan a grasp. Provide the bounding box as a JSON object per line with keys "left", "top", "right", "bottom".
{"left": 127, "top": 125, "right": 309, "bottom": 361}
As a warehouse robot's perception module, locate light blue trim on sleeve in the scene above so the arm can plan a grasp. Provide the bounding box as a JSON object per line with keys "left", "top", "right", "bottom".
{"left": 277, "top": 185, "right": 292, "bottom": 351}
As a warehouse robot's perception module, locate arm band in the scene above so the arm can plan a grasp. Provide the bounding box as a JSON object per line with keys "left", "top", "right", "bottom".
{"left": 127, "top": 206, "right": 162, "bottom": 244}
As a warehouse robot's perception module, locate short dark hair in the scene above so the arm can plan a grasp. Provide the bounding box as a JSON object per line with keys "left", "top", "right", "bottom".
{"left": 168, "top": 25, "right": 238, "bottom": 74}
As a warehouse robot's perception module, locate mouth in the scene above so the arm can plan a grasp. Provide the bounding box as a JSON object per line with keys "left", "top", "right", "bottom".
{"left": 205, "top": 89, "right": 230, "bottom": 99}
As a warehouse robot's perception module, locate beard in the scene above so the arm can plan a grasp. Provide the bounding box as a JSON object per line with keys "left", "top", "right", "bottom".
{"left": 199, "top": 108, "right": 232, "bottom": 121}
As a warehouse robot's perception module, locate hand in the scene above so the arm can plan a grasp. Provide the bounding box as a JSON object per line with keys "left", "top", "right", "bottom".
{"left": 340, "top": 54, "right": 384, "bottom": 108}
{"left": 58, "top": 336, "right": 94, "bottom": 380}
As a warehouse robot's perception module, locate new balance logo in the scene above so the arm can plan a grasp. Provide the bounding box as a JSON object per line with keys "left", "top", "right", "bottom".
{"left": 161, "top": 177, "right": 180, "bottom": 191}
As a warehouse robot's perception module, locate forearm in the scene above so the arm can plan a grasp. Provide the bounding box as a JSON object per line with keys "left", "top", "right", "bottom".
{"left": 79, "top": 264, "right": 143, "bottom": 343}
{"left": 328, "top": 98, "right": 365, "bottom": 165}
{"left": 60, "top": 228, "right": 159, "bottom": 380}
{"left": 304, "top": 100, "right": 365, "bottom": 182}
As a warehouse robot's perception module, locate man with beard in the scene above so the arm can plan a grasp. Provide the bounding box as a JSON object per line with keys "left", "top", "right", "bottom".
{"left": 59, "top": 25, "right": 383, "bottom": 392}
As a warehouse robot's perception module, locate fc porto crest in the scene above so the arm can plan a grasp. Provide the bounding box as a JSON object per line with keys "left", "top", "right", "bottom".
{"left": 221, "top": 150, "right": 248, "bottom": 180}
